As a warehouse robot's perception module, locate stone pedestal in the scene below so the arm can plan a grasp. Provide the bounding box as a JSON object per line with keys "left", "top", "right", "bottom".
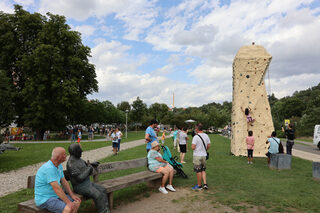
{"left": 269, "top": 154, "right": 291, "bottom": 170}
{"left": 312, "top": 162, "right": 320, "bottom": 179}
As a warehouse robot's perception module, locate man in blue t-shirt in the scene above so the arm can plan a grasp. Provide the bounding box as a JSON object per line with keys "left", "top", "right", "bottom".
{"left": 145, "top": 120, "right": 159, "bottom": 152}
{"left": 35, "top": 147, "right": 81, "bottom": 212}
{"left": 265, "top": 131, "right": 280, "bottom": 164}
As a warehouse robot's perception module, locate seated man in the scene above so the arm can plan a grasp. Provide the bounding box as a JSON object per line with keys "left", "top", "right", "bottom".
{"left": 147, "top": 141, "right": 176, "bottom": 194}
{"left": 265, "top": 131, "right": 280, "bottom": 164}
{"left": 67, "top": 143, "right": 109, "bottom": 213}
{"left": 35, "top": 147, "right": 81, "bottom": 213}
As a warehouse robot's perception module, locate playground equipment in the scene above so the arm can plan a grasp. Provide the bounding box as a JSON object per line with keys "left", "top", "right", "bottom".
{"left": 231, "top": 43, "right": 274, "bottom": 157}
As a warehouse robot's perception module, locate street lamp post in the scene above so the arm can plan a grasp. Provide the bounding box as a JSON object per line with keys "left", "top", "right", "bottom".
{"left": 125, "top": 110, "right": 129, "bottom": 139}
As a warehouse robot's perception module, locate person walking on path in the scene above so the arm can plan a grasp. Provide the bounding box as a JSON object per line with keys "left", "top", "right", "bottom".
{"left": 88, "top": 126, "right": 94, "bottom": 141}
{"left": 110, "top": 129, "right": 118, "bottom": 155}
{"left": 147, "top": 141, "right": 176, "bottom": 194}
{"left": 116, "top": 127, "right": 123, "bottom": 151}
{"left": 282, "top": 124, "right": 295, "bottom": 155}
{"left": 173, "top": 127, "right": 178, "bottom": 150}
{"left": 77, "top": 129, "right": 82, "bottom": 146}
{"left": 34, "top": 147, "right": 81, "bottom": 213}
{"left": 145, "top": 120, "right": 159, "bottom": 152}
{"left": 179, "top": 127, "right": 189, "bottom": 163}
{"left": 71, "top": 126, "right": 78, "bottom": 143}
{"left": 265, "top": 131, "right": 280, "bottom": 164}
{"left": 246, "top": 130, "right": 255, "bottom": 164}
{"left": 191, "top": 123, "right": 211, "bottom": 190}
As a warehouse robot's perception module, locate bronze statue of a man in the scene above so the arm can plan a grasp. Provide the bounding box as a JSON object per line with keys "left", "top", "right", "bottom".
{"left": 67, "top": 143, "right": 109, "bottom": 213}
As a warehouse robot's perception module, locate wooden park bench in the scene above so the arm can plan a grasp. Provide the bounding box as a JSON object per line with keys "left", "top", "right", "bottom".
{"left": 18, "top": 157, "right": 162, "bottom": 212}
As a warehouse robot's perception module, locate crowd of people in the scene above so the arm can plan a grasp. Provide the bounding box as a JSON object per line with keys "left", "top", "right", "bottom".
{"left": 145, "top": 120, "right": 210, "bottom": 194}
{"left": 244, "top": 123, "right": 295, "bottom": 165}
{"left": 32, "top": 118, "right": 295, "bottom": 212}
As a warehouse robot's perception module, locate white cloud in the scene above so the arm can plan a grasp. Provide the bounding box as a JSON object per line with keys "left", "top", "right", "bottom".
{"left": 30, "top": 0, "right": 320, "bottom": 106}
{"left": 0, "top": 0, "right": 14, "bottom": 13}
{"left": 72, "top": 25, "right": 95, "bottom": 38}
{"left": 266, "top": 73, "right": 320, "bottom": 98}
{"left": 38, "top": 0, "right": 158, "bottom": 41}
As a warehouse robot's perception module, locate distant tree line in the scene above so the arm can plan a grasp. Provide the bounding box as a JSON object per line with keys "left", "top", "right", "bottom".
{"left": 269, "top": 83, "right": 320, "bottom": 137}
{"left": 74, "top": 97, "right": 232, "bottom": 131}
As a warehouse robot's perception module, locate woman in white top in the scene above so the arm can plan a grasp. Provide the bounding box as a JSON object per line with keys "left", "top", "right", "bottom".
{"left": 179, "top": 127, "right": 189, "bottom": 163}
{"left": 116, "top": 127, "right": 123, "bottom": 151}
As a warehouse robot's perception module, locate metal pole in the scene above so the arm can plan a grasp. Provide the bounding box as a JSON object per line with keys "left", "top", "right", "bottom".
{"left": 125, "top": 109, "right": 129, "bottom": 138}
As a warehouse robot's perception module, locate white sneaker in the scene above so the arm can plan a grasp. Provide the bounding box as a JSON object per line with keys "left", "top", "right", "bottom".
{"left": 159, "top": 187, "right": 168, "bottom": 194}
{"left": 166, "top": 184, "right": 176, "bottom": 192}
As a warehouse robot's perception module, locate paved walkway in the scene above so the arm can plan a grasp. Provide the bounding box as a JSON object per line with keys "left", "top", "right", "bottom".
{"left": 0, "top": 138, "right": 146, "bottom": 197}
{"left": 280, "top": 139, "right": 320, "bottom": 162}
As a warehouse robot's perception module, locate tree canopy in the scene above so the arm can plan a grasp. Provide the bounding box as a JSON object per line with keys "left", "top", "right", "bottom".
{"left": 0, "top": 5, "right": 98, "bottom": 137}
{"left": 270, "top": 83, "right": 320, "bottom": 137}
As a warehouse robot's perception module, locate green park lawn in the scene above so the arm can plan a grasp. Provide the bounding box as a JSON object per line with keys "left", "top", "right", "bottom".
{"left": 0, "top": 131, "right": 145, "bottom": 173}
{"left": 1, "top": 134, "right": 320, "bottom": 212}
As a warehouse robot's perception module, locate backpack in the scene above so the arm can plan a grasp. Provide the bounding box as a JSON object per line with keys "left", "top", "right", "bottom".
{"left": 273, "top": 138, "right": 284, "bottom": 154}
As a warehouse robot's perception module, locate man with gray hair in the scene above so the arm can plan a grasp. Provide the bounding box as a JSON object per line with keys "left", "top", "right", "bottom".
{"left": 35, "top": 147, "right": 81, "bottom": 213}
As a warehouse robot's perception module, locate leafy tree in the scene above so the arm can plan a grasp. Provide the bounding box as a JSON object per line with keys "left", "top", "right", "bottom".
{"left": 0, "top": 70, "right": 15, "bottom": 128}
{"left": 102, "top": 101, "right": 125, "bottom": 124}
{"left": 117, "top": 101, "right": 131, "bottom": 112}
{"left": 281, "top": 97, "right": 306, "bottom": 118}
{"left": 148, "top": 103, "right": 169, "bottom": 122}
{"left": 0, "top": 5, "right": 98, "bottom": 138}
{"left": 130, "top": 97, "right": 147, "bottom": 127}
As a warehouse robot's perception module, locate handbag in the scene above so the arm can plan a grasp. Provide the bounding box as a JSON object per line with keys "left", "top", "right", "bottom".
{"left": 197, "top": 134, "right": 209, "bottom": 160}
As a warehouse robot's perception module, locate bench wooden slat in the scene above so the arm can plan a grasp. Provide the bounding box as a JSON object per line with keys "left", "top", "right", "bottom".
{"left": 101, "top": 171, "right": 162, "bottom": 193}
{"left": 97, "top": 157, "right": 147, "bottom": 174}
{"left": 18, "top": 199, "right": 49, "bottom": 213}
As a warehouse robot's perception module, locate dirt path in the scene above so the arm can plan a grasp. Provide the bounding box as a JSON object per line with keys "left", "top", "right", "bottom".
{"left": 110, "top": 187, "right": 265, "bottom": 213}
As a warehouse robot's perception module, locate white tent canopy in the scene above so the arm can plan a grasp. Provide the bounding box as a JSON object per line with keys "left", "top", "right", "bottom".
{"left": 185, "top": 119, "right": 196, "bottom": 123}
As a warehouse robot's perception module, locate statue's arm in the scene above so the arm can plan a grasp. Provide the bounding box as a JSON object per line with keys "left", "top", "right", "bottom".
{"left": 76, "top": 165, "right": 93, "bottom": 182}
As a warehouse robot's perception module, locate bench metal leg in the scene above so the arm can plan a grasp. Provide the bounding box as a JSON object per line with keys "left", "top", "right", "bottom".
{"left": 108, "top": 192, "right": 113, "bottom": 210}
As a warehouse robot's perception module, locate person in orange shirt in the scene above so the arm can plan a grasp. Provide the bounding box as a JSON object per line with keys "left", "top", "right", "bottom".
{"left": 246, "top": 130, "right": 255, "bottom": 164}
{"left": 161, "top": 130, "right": 166, "bottom": 145}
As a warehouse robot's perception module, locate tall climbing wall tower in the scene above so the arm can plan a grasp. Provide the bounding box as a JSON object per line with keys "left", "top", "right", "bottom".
{"left": 231, "top": 43, "right": 274, "bottom": 157}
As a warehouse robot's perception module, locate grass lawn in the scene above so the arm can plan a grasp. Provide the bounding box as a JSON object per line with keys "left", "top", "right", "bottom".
{"left": 281, "top": 137, "right": 313, "bottom": 143}
{"left": 296, "top": 137, "right": 313, "bottom": 143}
{"left": 0, "top": 131, "right": 145, "bottom": 173}
{"left": 2, "top": 134, "right": 320, "bottom": 212}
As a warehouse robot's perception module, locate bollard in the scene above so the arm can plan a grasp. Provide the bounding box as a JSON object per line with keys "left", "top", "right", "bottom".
{"left": 312, "top": 162, "right": 320, "bottom": 180}
{"left": 269, "top": 154, "right": 291, "bottom": 170}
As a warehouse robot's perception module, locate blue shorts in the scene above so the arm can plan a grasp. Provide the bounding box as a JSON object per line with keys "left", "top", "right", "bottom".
{"left": 112, "top": 142, "right": 118, "bottom": 148}
{"left": 38, "top": 195, "right": 73, "bottom": 213}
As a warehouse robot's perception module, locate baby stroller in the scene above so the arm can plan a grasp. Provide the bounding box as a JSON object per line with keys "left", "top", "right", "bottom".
{"left": 161, "top": 145, "right": 188, "bottom": 179}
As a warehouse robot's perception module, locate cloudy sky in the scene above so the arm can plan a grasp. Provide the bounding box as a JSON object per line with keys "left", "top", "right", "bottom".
{"left": 2, "top": 0, "right": 320, "bottom": 107}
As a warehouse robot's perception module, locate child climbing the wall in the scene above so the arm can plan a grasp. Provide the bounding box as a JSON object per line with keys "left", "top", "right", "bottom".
{"left": 246, "top": 130, "right": 255, "bottom": 164}
{"left": 241, "top": 106, "right": 254, "bottom": 129}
